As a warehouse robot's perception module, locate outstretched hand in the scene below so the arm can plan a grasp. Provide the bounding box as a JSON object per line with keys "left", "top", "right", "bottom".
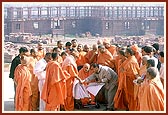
{"left": 75, "top": 76, "right": 82, "bottom": 84}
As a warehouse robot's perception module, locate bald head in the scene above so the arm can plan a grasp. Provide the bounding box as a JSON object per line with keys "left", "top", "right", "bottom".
{"left": 83, "top": 44, "right": 90, "bottom": 52}
{"left": 146, "top": 67, "right": 158, "bottom": 80}
{"left": 142, "top": 55, "right": 150, "bottom": 65}
{"left": 147, "top": 59, "right": 155, "bottom": 68}
{"left": 83, "top": 63, "right": 90, "bottom": 72}
{"left": 92, "top": 44, "right": 98, "bottom": 51}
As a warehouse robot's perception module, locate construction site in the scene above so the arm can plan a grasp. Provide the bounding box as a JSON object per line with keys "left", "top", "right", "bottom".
{"left": 4, "top": 4, "right": 164, "bottom": 38}
{"left": 3, "top": 3, "right": 165, "bottom": 112}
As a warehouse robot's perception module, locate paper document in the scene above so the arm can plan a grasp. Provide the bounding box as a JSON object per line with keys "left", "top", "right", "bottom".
{"left": 86, "top": 82, "right": 105, "bottom": 96}
{"left": 73, "top": 79, "right": 90, "bottom": 99}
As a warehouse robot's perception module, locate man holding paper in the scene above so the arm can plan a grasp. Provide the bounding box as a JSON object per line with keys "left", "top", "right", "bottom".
{"left": 83, "top": 63, "right": 118, "bottom": 111}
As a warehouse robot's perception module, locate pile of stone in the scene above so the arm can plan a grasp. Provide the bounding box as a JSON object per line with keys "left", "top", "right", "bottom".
{"left": 4, "top": 51, "right": 14, "bottom": 63}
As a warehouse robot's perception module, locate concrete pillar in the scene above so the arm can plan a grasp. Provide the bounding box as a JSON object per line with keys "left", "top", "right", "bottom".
{"left": 144, "top": 7, "right": 146, "bottom": 17}
{"left": 152, "top": 7, "right": 155, "bottom": 17}
{"left": 38, "top": 7, "right": 41, "bottom": 18}
{"left": 135, "top": 6, "right": 137, "bottom": 18}
{"left": 28, "top": 7, "right": 31, "bottom": 18}
{"left": 149, "top": 7, "right": 151, "bottom": 17}
{"left": 7, "top": 7, "right": 14, "bottom": 19}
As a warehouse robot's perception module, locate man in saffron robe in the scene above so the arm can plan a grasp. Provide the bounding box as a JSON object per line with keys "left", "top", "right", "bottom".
{"left": 14, "top": 56, "right": 32, "bottom": 111}
{"left": 78, "top": 63, "right": 91, "bottom": 80}
{"left": 139, "top": 67, "right": 164, "bottom": 111}
{"left": 133, "top": 55, "right": 150, "bottom": 110}
{"left": 103, "top": 39, "right": 116, "bottom": 56}
{"left": 97, "top": 45, "right": 114, "bottom": 68}
{"left": 83, "top": 44, "right": 90, "bottom": 53}
{"left": 28, "top": 49, "right": 39, "bottom": 111}
{"left": 113, "top": 49, "right": 129, "bottom": 110}
{"left": 120, "top": 48, "right": 140, "bottom": 111}
{"left": 130, "top": 44, "right": 142, "bottom": 67}
{"left": 78, "top": 63, "right": 95, "bottom": 104}
{"left": 9, "top": 47, "right": 28, "bottom": 109}
{"left": 139, "top": 55, "right": 150, "bottom": 76}
{"left": 41, "top": 53, "right": 66, "bottom": 111}
{"left": 52, "top": 47, "right": 63, "bottom": 65}
{"left": 62, "top": 50, "right": 79, "bottom": 111}
{"left": 85, "top": 44, "right": 98, "bottom": 64}
{"left": 113, "top": 47, "right": 125, "bottom": 74}
{"left": 76, "top": 44, "right": 87, "bottom": 71}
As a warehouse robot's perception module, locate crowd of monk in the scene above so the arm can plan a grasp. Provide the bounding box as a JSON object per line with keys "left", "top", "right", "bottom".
{"left": 8, "top": 38, "right": 164, "bottom": 111}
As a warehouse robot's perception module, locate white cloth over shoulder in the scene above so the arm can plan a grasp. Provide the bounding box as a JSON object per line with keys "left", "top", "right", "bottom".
{"left": 33, "top": 58, "right": 47, "bottom": 111}
{"left": 86, "top": 82, "right": 105, "bottom": 96}
{"left": 34, "top": 58, "right": 47, "bottom": 80}
{"left": 73, "top": 79, "right": 90, "bottom": 99}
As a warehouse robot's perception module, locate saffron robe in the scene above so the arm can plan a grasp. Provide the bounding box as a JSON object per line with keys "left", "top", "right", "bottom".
{"left": 134, "top": 64, "right": 147, "bottom": 110}
{"left": 28, "top": 57, "right": 39, "bottom": 111}
{"left": 62, "top": 55, "right": 78, "bottom": 111}
{"left": 107, "top": 45, "right": 116, "bottom": 56}
{"left": 119, "top": 56, "right": 139, "bottom": 110}
{"left": 85, "top": 50, "right": 98, "bottom": 64}
{"left": 76, "top": 51, "right": 87, "bottom": 67}
{"left": 97, "top": 49, "right": 114, "bottom": 68}
{"left": 139, "top": 78, "right": 164, "bottom": 111}
{"left": 41, "top": 61, "right": 66, "bottom": 111}
{"left": 78, "top": 67, "right": 95, "bottom": 104}
{"left": 14, "top": 64, "right": 32, "bottom": 111}
{"left": 114, "top": 59, "right": 128, "bottom": 110}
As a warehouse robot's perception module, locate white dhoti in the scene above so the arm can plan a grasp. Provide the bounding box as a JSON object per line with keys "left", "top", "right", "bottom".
{"left": 73, "top": 79, "right": 90, "bottom": 99}
{"left": 38, "top": 79, "right": 46, "bottom": 111}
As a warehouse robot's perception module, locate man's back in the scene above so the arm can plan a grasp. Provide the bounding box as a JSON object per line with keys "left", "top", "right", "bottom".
{"left": 96, "top": 65, "right": 117, "bottom": 82}
{"left": 9, "top": 55, "right": 20, "bottom": 79}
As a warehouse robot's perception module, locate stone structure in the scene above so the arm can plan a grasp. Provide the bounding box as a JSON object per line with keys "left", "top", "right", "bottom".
{"left": 4, "top": 5, "right": 164, "bottom": 37}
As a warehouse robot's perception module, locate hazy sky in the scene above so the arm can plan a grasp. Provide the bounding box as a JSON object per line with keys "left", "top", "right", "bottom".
{"left": 3, "top": 2, "right": 165, "bottom": 7}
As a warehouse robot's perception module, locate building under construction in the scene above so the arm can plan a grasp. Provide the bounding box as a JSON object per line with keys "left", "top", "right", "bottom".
{"left": 4, "top": 5, "right": 164, "bottom": 37}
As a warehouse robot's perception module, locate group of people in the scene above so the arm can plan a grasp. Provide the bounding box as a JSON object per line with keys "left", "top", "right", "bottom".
{"left": 9, "top": 38, "right": 165, "bottom": 111}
